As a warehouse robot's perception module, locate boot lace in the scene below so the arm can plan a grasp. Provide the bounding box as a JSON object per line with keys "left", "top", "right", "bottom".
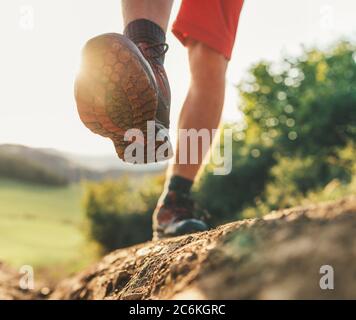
{"left": 143, "top": 43, "right": 169, "bottom": 59}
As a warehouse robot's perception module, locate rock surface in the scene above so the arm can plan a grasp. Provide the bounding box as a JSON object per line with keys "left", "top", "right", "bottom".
{"left": 50, "top": 196, "right": 356, "bottom": 300}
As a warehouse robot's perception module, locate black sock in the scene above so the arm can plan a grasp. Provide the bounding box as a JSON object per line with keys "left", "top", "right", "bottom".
{"left": 167, "top": 175, "right": 193, "bottom": 195}
{"left": 124, "top": 19, "right": 166, "bottom": 64}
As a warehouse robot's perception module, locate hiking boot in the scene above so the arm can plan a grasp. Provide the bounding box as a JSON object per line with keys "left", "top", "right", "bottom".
{"left": 75, "top": 33, "right": 172, "bottom": 163}
{"left": 152, "top": 191, "right": 209, "bottom": 240}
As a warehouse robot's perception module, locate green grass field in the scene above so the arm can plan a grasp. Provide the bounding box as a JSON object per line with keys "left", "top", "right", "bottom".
{"left": 0, "top": 179, "right": 97, "bottom": 277}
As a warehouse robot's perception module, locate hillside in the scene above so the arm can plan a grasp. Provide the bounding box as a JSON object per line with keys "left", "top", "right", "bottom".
{"left": 47, "top": 196, "right": 356, "bottom": 300}
{"left": 0, "top": 144, "right": 100, "bottom": 183}
{"left": 0, "top": 144, "right": 165, "bottom": 184}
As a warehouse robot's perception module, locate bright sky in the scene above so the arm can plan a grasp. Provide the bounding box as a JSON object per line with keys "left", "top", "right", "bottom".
{"left": 0, "top": 0, "right": 355, "bottom": 155}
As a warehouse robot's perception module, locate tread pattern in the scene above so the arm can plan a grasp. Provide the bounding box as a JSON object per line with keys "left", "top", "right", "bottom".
{"left": 75, "top": 34, "right": 159, "bottom": 162}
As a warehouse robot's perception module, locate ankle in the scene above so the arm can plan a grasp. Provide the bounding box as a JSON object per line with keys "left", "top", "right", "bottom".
{"left": 124, "top": 19, "right": 167, "bottom": 64}
{"left": 159, "top": 175, "right": 193, "bottom": 205}
{"left": 167, "top": 175, "right": 193, "bottom": 195}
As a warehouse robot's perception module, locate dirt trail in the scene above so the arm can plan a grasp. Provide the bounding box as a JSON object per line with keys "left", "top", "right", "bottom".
{"left": 49, "top": 196, "right": 356, "bottom": 300}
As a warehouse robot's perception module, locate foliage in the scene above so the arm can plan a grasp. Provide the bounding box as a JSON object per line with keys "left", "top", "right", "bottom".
{"left": 240, "top": 41, "right": 356, "bottom": 156}
{"left": 83, "top": 175, "right": 164, "bottom": 252}
{"left": 197, "top": 41, "right": 356, "bottom": 222}
{"left": 195, "top": 133, "right": 276, "bottom": 225}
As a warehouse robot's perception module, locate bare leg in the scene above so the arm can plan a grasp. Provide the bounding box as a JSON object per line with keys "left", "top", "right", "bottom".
{"left": 152, "top": 40, "right": 228, "bottom": 238}
{"left": 122, "top": 0, "right": 174, "bottom": 31}
{"left": 172, "top": 40, "right": 228, "bottom": 181}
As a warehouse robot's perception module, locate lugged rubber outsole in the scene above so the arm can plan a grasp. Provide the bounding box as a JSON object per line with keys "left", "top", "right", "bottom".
{"left": 75, "top": 33, "right": 159, "bottom": 162}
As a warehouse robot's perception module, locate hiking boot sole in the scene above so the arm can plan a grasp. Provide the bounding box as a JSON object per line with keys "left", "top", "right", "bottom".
{"left": 75, "top": 33, "right": 159, "bottom": 162}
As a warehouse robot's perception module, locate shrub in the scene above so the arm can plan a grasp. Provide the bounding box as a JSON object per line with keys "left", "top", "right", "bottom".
{"left": 195, "top": 132, "right": 276, "bottom": 225}
{"left": 83, "top": 175, "right": 163, "bottom": 252}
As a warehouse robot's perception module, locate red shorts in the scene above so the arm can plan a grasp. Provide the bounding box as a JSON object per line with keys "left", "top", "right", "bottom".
{"left": 172, "top": 0, "right": 244, "bottom": 60}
